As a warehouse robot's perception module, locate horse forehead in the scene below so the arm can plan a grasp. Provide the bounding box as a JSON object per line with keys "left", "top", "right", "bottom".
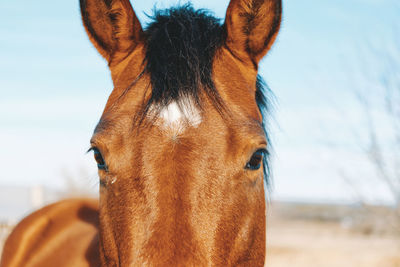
{"left": 92, "top": 101, "right": 203, "bottom": 144}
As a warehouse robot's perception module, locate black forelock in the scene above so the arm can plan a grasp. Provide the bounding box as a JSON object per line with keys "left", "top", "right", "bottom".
{"left": 142, "top": 4, "right": 225, "bottom": 114}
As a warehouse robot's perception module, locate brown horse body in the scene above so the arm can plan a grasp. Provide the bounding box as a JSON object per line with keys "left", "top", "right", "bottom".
{"left": 1, "top": 199, "right": 100, "bottom": 267}
{"left": 1, "top": 0, "right": 281, "bottom": 266}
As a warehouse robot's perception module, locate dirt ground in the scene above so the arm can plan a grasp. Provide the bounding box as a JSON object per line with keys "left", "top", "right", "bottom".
{"left": 266, "top": 210, "right": 400, "bottom": 267}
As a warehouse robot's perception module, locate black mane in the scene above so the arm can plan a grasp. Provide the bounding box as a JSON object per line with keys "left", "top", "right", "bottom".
{"left": 256, "top": 76, "right": 274, "bottom": 186}
{"left": 141, "top": 5, "right": 273, "bottom": 184}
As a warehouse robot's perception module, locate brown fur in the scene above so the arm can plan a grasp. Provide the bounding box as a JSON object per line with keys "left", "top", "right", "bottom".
{"left": 1, "top": 0, "right": 281, "bottom": 266}
{"left": 0, "top": 199, "right": 99, "bottom": 267}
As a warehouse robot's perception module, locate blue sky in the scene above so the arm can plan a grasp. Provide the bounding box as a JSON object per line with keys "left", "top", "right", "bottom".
{"left": 0, "top": 0, "right": 398, "bottom": 204}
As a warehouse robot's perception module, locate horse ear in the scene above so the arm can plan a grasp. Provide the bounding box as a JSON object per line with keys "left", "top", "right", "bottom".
{"left": 224, "top": 0, "right": 282, "bottom": 66}
{"left": 80, "top": 0, "right": 143, "bottom": 63}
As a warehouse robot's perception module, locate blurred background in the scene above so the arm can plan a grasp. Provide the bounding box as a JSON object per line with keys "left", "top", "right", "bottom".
{"left": 0, "top": 0, "right": 399, "bottom": 266}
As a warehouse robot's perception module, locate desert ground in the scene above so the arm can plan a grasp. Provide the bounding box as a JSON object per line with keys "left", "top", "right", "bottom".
{"left": 267, "top": 217, "right": 400, "bottom": 267}
{"left": 267, "top": 202, "right": 400, "bottom": 267}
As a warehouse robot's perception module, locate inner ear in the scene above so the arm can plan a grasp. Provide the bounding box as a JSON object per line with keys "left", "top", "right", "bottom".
{"left": 224, "top": 0, "right": 282, "bottom": 66}
{"left": 80, "top": 0, "right": 143, "bottom": 63}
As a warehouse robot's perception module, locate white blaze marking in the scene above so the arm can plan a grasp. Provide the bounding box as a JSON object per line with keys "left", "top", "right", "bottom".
{"left": 156, "top": 99, "right": 202, "bottom": 133}
{"left": 160, "top": 101, "right": 184, "bottom": 125}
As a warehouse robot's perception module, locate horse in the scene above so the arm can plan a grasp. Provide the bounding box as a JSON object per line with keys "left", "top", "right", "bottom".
{"left": 0, "top": 0, "right": 281, "bottom": 266}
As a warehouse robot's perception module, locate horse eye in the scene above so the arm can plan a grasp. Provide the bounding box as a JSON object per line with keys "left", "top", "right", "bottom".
{"left": 92, "top": 148, "right": 107, "bottom": 170}
{"left": 245, "top": 149, "right": 265, "bottom": 170}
